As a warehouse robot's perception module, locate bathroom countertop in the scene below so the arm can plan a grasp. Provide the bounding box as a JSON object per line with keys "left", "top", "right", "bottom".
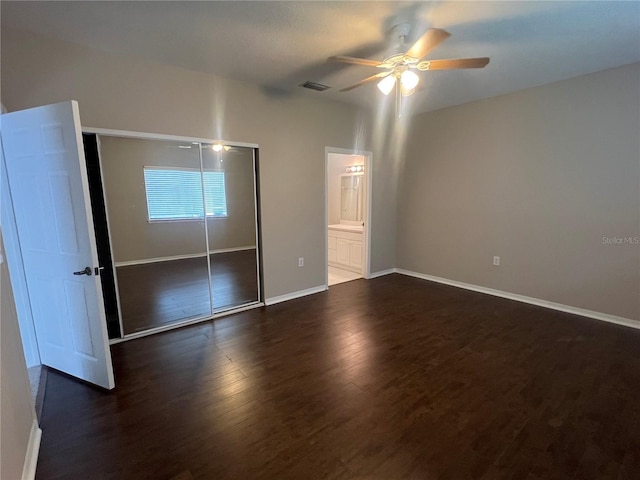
{"left": 328, "top": 224, "right": 364, "bottom": 233}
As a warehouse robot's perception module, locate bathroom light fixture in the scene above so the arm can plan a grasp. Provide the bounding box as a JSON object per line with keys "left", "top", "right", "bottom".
{"left": 212, "top": 144, "right": 223, "bottom": 152}
{"left": 346, "top": 165, "right": 364, "bottom": 173}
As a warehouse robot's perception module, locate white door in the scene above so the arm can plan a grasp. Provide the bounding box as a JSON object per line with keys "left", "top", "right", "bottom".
{"left": 1, "top": 101, "right": 115, "bottom": 389}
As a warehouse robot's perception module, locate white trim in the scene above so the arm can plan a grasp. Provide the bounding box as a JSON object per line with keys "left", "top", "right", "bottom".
{"left": 83, "top": 126, "right": 259, "bottom": 149}
{"left": 110, "top": 301, "right": 264, "bottom": 343}
{"left": 21, "top": 420, "right": 41, "bottom": 480}
{"left": 209, "top": 245, "right": 256, "bottom": 255}
{"left": 114, "top": 246, "right": 257, "bottom": 267}
{"left": 396, "top": 269, "right": 640, "bottom": 330}
{"left": 324, "top": 146, "right": 373, "bottom": 157}
{"left": 265, "top": 285, "right": 327, "bottom": 306}
{"left": 368, "top": 268, "right": 397, "bottom": 279}
{"left": 115, "top": 252, "right": 206, "bottom": 267}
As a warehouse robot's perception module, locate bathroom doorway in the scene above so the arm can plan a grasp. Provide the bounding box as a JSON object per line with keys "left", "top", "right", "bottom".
{"left": 325, "top": 148, "right": 372, "bottom": 287}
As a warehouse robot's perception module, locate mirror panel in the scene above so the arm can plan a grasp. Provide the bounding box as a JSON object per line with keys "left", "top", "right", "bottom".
{"left": 99, "top": 136, "right": 211, "bottom": 335}
{"left": 202, "top": 144, "right": 259, "bottom": 312}
{"left": 341, "top": 174, "right": 363, "bottom": 223}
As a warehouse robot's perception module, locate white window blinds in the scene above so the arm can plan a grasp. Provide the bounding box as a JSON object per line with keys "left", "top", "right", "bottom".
{"left": 143, "top": 167, "right": 227, "bottom": 221}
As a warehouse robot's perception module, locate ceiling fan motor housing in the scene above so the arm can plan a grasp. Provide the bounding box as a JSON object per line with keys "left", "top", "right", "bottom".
{"left": 385, "top": 23, "right": 412, "bottom": 59}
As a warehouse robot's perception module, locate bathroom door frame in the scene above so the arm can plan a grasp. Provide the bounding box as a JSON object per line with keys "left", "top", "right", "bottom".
{"left": 324, "top": 147, "right": 373, "bottom": 287}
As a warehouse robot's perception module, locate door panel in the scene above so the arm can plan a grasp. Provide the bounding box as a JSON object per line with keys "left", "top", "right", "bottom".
{"left": 98, "top": 136, "right": 210, "bottom": 335}
{"left": 1, "top": 101, "right": 115, "bottom": 389}
{"left": 349, "top": 241, "right": 363, "bottom": 269}
{"left": 202, "top": 144, "right": 260, "bottom": 312}
{"left": 336, "top": 238, "right": 349, "bottom": 265}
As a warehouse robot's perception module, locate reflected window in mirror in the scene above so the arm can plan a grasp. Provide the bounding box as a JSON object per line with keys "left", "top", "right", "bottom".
{"left": 143, "top": 166, "right": 228, "bottom": 221}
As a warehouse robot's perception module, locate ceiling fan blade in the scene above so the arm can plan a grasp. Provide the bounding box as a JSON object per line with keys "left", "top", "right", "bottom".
{"left": 340, "top": 71, "right": 391, "bottom": 92}
{"left": 405, "top": 28, "right": 451, "bottom": 61}
{"left": 328, "top": 55, "right": 383, "bottom": 67}
{"left": 416, "top": 57, "right": 490, "bottom": 71}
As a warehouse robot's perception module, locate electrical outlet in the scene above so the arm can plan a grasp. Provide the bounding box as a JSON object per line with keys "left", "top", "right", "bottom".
{"left": 493, "top": 256, "right": 500, "bottom": 266}
{"left": 298, "top": 257, "right": 304, "bottom": 267}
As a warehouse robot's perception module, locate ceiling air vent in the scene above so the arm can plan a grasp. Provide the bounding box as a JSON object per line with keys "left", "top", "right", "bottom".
{"left": 299, "top": 81, "right": 330, "bottom": 92}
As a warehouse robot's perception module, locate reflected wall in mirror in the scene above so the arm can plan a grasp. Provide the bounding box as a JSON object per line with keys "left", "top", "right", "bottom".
{"left": 202, "top": 144, "right": 259, "bottom": 312}
{"left": 341, "top": 174, "right": 364, "bottom": 224}
{"left": 99, "top": 137, "right": 210, "bottom": 335}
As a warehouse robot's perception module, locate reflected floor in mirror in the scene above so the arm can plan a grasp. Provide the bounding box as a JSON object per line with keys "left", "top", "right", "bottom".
{"left": 117, "top": 249, "right": 258, "bottom": 335}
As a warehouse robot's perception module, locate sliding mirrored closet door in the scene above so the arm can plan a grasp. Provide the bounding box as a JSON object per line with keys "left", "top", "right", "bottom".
{"left": 95, "top": 135, "right": 261, "bottom": 337}
{"left": 202, "top": 144, "right": 259, "bottom": 312}
{"left": 99, "top": 137, "right": 211, "bottom": 335}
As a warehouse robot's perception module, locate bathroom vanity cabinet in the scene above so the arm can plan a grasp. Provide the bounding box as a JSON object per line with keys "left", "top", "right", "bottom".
{"left": 328, "top": 225, "right": 363, "bottom": 273}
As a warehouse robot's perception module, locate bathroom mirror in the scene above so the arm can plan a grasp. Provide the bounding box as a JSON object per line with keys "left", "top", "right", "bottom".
{"left": 340, "top": 174, "right": 363, "bottom": 223}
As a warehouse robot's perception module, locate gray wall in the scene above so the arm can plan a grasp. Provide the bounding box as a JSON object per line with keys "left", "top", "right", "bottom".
{"left": 1, "top": 28, "right": 398, "bottom": 298}
{"left": 1, "top": 230, "right": 39, "bottom": 480}
{"left": 398, "top": 63, "right": 640, "bottom": 321}
{"left": 100, "top": 136, "right": 256, "bottom": 263}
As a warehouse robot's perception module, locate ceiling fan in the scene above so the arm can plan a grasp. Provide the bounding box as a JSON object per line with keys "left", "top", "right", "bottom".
{"left": 329, "top": 24, "right": 489, "bottom": 114}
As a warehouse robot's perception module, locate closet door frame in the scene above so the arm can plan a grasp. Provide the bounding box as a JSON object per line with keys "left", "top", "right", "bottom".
{"left": 83, "top": 127, "right": 262, "bottom": 343}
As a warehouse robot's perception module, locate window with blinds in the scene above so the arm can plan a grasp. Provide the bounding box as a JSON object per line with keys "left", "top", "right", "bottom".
{"left": 143, "top": 167, "right": 228, "bottom": 221}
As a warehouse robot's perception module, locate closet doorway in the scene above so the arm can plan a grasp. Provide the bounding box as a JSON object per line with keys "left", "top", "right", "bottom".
{"left": 325, "top": 148, "right": 372, "bottom": 287}
{"left": 85, "top": 131, "right": 262, "bottom": 339}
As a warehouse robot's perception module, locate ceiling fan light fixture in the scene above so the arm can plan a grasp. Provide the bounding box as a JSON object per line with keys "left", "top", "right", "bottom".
{"left": 377, "top": 75, "right": 396, "bottom": 96}
{"left": 400, "top": 70, "right": 419, "bottom": 91}
{"left": 401, "top": 86, "right": 416, "bottom": 97}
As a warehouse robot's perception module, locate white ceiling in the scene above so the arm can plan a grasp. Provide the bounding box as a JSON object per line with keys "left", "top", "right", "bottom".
{"left": 2, "top": 1, "right": 640, "bottom": 114}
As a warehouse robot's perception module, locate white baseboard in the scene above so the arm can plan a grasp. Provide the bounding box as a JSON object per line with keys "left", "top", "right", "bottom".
{"left": 116, "top": 252, "right": 206, "bottom": 267}
{"left": 22, "top": 420, "right": 41, "bottom": 480}
{"left": 115, "top": 246, "right": 256, "bottom": 267}
{"left": 209, "top": 245, "right": 256, "bottom": 255}
{"left": 265, "top": 285, "right": 327, "bottom": 306}
{"left": 367, "top": 268, "right": 396, "bottom": 279}
{"left": 396, "top": 268, "right": 640, "bottom": 331}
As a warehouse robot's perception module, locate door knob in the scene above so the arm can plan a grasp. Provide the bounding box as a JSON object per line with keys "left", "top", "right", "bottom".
{"left": 73, "top": 267, "right": 92, "bottom": 276}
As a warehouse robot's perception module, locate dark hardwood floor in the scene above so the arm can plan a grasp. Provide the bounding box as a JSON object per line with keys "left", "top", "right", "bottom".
{"left": 117, "top": 250, "right": 259, "bottom": 334}
{"left": 37, "top": 274, "right": 640, "bottom": 479}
